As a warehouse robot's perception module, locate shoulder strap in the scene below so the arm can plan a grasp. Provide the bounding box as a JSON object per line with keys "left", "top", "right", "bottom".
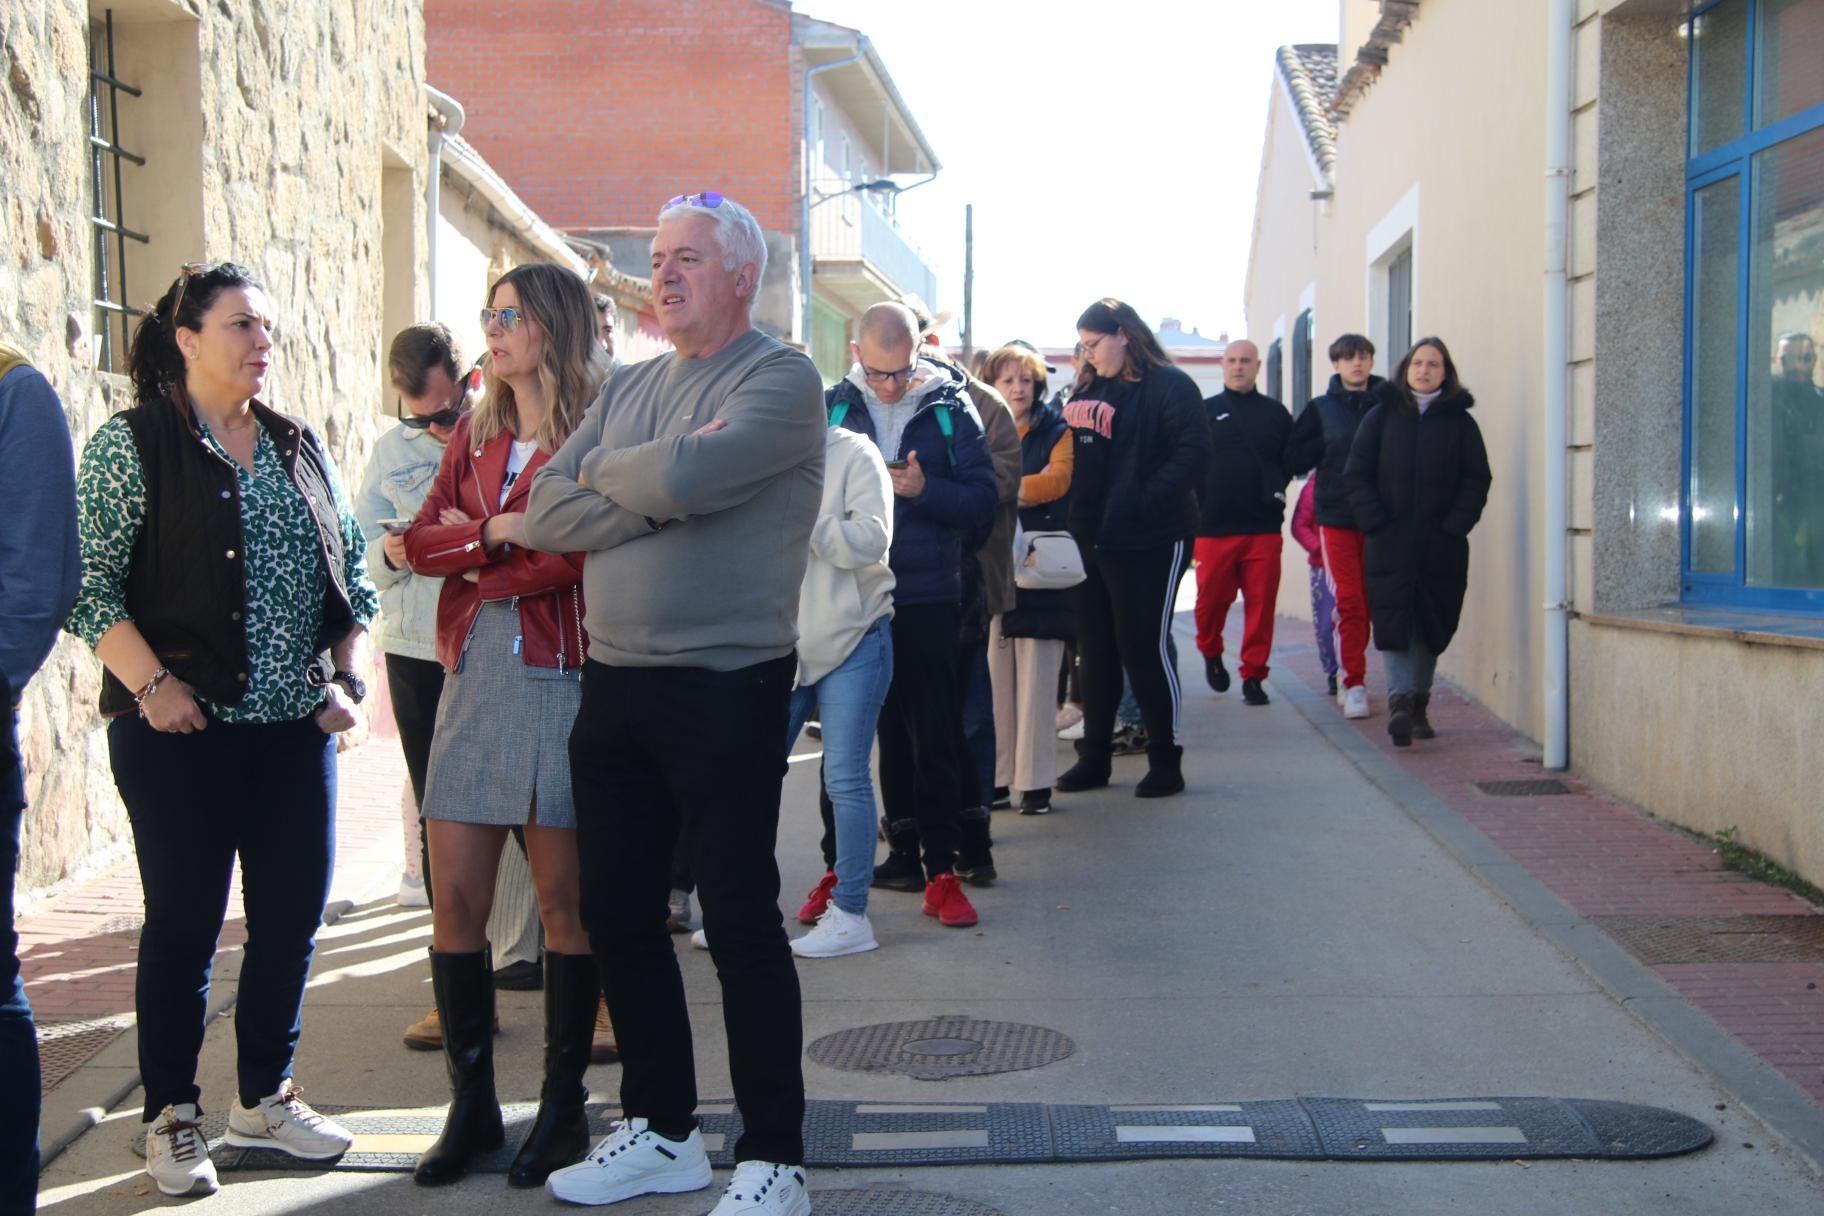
{"left": 828, "top": 400, "right": 848, "bottom": 429}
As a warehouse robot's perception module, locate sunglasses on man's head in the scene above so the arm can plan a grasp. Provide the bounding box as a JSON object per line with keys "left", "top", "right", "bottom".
{"left": 666, "top": 191, "right": 724, "bottom": 209}
{"left": 480, "top": 306, "right": 525, "bottom": 332}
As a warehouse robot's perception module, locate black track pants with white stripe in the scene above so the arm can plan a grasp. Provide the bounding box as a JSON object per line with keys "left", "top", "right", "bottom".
{"left": 1074, "top": 540, "right": 1191, "bottom": 753}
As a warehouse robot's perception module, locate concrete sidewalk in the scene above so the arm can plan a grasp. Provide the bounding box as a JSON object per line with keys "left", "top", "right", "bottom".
{"left": 27, "top": 611, "right": 1824, "bottom": 1214}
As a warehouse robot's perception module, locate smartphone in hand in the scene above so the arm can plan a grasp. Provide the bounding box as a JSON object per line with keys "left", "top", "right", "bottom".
{"left": 884, "top": 460, "right": 909, "bottom": 470}
{"left": 378, "top": 517, "right": 413, "bottom": 533}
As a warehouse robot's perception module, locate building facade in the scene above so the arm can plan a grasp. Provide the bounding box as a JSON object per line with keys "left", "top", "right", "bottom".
{"left": 424, "top": 0, "right": 941, "bottom": 380}
{"left": 1246, "top": 0, "right": 1824, "bottom": 885}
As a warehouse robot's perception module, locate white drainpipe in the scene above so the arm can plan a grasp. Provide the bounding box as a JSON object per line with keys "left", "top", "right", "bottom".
{"left": 800, "top": 40, "right": 866, "bottom": 346}
{"left": 423, "top": 84, "right": 466, "bottom": 322}
{"left": 1542, "top": 0, "right": 1573, "bottom": 770}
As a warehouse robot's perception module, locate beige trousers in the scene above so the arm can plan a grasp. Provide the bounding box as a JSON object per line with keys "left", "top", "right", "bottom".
{"left": 988, "top": 614, "right": 1066, "bottom": 794}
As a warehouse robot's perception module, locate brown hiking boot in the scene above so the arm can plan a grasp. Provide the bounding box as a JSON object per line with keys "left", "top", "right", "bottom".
{"left": 590, "top": 996, "right": 619, "bottom": 1063}
{"left": 404, "top": 1005, "right": 503, "bottom": 1051}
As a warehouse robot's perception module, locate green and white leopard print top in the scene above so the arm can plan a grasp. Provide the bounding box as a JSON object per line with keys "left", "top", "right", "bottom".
{"left": 69, "top": 413, "right": 380, "bottom": 723}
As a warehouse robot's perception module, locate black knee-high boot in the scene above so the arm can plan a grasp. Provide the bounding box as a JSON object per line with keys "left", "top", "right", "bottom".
{"left": 508, "top": 953, "right": 598, "bottom": 1186}
{"left": 414, "top": 949, "right": 505, "bottom": 1186}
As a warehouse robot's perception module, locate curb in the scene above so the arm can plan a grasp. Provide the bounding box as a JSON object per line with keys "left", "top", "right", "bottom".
{"left": 37, "top": 892, "right": 362, "bottom": 1170}
{"left": 1275, "top": 667, "right": 1824, "bottom": 1174}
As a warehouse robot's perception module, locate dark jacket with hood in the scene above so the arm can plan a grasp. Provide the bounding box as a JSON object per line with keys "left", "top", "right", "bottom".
{"left": 827, "top": 357, "right": 997, "bottom": 609}
{"left": 1063, "top": 362, "right": 1210, "bottom": 555}
{"left": 1343, "top": 382, "right": 1492, "bottom": 654}
{"left": 1197, "top": 387, "right": 1293, "bottom": 536}
{"left": 1286, "top": 373, "right": 1386, "bottom": 529}
{"left": 1001, "top": 400, "right": 1074, "bottom": 641}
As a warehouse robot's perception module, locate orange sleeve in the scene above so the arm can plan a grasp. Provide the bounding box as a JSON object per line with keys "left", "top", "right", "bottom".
{"left": 1019, "top": 431, "right": 1074, "bottom": 505}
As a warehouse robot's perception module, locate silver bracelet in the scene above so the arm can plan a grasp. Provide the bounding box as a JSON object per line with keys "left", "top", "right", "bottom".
{"left": 135, "top": 666, "right": 170, "bottom": 719}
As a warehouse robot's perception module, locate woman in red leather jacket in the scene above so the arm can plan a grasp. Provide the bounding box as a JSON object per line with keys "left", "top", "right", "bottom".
{"left": 402, "top": 263, "right": 606, "bottom": 1188}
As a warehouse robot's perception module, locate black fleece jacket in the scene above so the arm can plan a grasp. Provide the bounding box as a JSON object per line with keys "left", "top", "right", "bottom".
{"left": 1063, "top": 362, "right": 1210, "bottom": 555}
{"left": 1285, "top": 373, "right": 1386, "bottom": 529}
{"left": 1197, "top": 387, "right": 1293, "bottom": 536}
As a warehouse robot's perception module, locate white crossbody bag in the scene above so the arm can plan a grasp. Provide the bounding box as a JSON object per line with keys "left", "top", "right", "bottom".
{"left": 1012, "top": 523, "right": 1086, "bottom": 591}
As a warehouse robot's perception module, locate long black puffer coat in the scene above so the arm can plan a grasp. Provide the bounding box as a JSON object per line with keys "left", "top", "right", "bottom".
{"left": 1343, "top": 383, "right": 1492, "bottom": 654}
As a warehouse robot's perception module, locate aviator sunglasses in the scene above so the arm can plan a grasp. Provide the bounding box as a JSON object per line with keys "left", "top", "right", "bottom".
{"left": 665, "top": 191, "right": 724, "bottom": 209}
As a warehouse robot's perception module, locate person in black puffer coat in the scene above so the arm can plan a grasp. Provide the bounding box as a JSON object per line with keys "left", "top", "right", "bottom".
{"left": 1057, "top": 298, "right": 1211, "bottom": 799}
{"left": 1343, "top": 337, "right": 1492, "bottom": 749}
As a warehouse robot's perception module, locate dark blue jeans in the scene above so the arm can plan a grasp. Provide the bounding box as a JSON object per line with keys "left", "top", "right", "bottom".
{"left": 108, "top": 713, "right": 336, "bottom": 1121}
{"left": 957, "top": 638, "right": 996, "bottom": 808}
{"left": 2, "top": 705, "right": 37, "bottom": 1215}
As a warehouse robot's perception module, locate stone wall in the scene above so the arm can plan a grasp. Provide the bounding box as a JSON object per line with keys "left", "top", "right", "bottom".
{"left": 0, "top": 0, "right": 429, "bottom": 892}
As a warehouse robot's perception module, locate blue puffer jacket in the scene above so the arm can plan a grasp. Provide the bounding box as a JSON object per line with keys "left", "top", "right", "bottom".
{"left": 826, "top": 359, "right": 997, "bottom": 608}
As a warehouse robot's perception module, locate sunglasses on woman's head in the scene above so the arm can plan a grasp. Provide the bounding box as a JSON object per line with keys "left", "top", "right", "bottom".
{"left": 168, "top": 261, "right": 216, "bottom": 325}
{"left": 665, "top": 191, "right": 724, "bottom": 209}
{"left": 480, "top": 306, "right": 525, "bottom": 332}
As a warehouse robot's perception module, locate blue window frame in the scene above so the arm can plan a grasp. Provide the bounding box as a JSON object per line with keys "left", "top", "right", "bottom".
{"left": 1681, "top": 0, "right": 1824, "bottom": 611}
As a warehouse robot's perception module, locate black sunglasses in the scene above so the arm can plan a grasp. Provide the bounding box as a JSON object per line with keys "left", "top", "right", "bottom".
{"left": 396, "top": 381, "right": 469, "bottom": 430}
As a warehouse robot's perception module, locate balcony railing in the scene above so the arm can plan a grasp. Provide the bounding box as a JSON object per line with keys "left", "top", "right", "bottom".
{"left": 810, "top": 196, "right": 937, "bottom": 311}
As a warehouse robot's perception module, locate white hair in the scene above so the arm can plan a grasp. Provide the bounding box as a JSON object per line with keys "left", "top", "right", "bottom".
{"left": 655, "top": 195, "right": 767, "bottom": 301}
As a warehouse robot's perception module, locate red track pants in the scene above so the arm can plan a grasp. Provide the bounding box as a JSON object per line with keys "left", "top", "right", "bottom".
{"left": 1192, "top": 533, "right": 1283, "bottom": 681}
{"left": 1318, "top": 525, "right": 1370, "bottom": 689}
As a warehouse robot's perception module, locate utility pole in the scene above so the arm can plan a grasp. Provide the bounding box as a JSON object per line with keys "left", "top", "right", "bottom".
{"left": 961, "top": 203, "right": 974, "bottom": 364}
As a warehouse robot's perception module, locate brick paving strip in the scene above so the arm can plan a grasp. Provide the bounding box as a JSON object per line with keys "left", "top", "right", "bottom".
{"left": 1268, "top": 625, "right": 1824, "bottom": 1167}
{"left": 20, "top": 738, "right": 408, "bottom": 1164}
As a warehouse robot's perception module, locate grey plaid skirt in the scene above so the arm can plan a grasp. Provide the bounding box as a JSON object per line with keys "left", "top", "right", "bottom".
{"left": 421, "top": 599, "right": 581, "bottom": 828}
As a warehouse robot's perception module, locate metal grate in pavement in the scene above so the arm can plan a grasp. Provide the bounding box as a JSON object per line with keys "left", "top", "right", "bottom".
{"left": 203, "top": 1096, "right": 1712, "bottom": 1171}
{"left": 807, "top": 1017, "right": 1075, "bottom": 1081}
{"left": 1593, "top": 915, "right": 1824, "bottom": 965}
{"left": 37, "top": 1018, "right": 130, "bottom": 1095}
{"left": 1475, "top": 779, "right": 1572, "bottom": 797}
{"left": 811, "top": 1190, "right": 1003, "bottom": 1215}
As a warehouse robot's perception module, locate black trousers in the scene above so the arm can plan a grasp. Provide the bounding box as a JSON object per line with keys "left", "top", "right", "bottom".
{"left": 384, "top": 653, "right": 443, "bottom": 902}
{"left": 875, "top": 603, "right": 964, "bottom": 879}
{"left": 570, "top": 656, "right": 804, "bottom": 1166}
{"left": 1075, "top": 541, "right": 1191, "bottom": 755}
{"left": 109, "top": 713, "right": 336, "bottom": 1120}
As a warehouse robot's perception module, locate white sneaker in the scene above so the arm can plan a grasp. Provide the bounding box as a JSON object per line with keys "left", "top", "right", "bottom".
{"left": 396, "top": 873, "right": 429, "bottom": 907}
{"left": 1057, "top": 718, "right": 1086, "bottom": 741}
{"left": 691, "top": 928, "right": 710, "bottom": 951}
{"left": 224, "top": 1081, "right": 354, "bottom": 1159}
{"left": 546, "top": 1117, "right": 713, "bottom": 1206}
{"left": 145, "top": 1103, "right": 219, "bottom": 1197}
{"left": 1343, "top": 685, "right": 1370, "bottom": 719}
{"left": 791, "top": 904, "right": 878, "bottom": 959}
{"left": 709, "top": 1161, "right": 811, "bottom": 1216}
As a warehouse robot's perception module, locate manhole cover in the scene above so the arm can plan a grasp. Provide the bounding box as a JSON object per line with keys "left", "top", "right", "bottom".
{"left": 1475, "top": 779, "right": 1572, "bottom": 797}
{"left": 37, "top": 1018, "right": 130, "bottom": 1095}
{"left": 1593, "top": 915, "right": 1824, "bottom": 964}
{"left": 807, "top": 1017, "right": 1075, "bottom": 1080}
{"left": 811, "top": 1190, "right": 1003, "bottom": 1215}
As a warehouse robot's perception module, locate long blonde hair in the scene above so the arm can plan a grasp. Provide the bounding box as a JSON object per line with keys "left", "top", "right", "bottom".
{"left": 470, "top": 263, "right": 607, "bottom": 451}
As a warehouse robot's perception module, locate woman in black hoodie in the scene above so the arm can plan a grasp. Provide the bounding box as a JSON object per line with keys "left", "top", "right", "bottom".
{"left": 1057, "top": 299, "right": 1211, "bottom": 797}
{"left": 1343, "top": 337, "right": 1492, "bottom": 748}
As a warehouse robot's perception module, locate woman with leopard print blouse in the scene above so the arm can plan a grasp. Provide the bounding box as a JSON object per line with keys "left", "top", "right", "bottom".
{"left": 66, "top": 262, "right": 379, "bottom": 1197}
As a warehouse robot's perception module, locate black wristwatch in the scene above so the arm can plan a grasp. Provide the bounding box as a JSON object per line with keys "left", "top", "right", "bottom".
{"left": 308, "top": 666, "right": 367, "bottom": 704}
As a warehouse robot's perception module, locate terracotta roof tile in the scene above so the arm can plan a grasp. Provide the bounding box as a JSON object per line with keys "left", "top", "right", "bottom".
{"left": 1276, "top": 43, "right": 1339, "bottom": 188}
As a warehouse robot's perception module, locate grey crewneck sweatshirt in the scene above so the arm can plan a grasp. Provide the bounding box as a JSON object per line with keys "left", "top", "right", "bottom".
{"left": 524, "top": 328, "right": 825, "bottom": 671}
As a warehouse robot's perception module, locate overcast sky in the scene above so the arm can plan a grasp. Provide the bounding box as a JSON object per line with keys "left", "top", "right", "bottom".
{"left": 801, "top": 0, "right": 1343, "bottom": 350}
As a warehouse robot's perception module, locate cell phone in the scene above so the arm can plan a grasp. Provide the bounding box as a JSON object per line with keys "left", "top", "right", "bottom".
{"left": 884, "top": 459, "right": 909, "bottom": 470}
{"left": 378, "top": 518, "right": 413, "bottom": 533}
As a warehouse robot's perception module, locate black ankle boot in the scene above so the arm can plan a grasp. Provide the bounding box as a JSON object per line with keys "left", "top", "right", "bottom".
{"left": 1387, "top": 693, "right": 1413, "bottom": 748}
{"left": 508, "top": 953, "right": 598, "bottom": 1187}
{"left": 415, "top": 949, "right": 505, "bottom": 1186}
{"left": 1135, "top": 744, "right": 1185, "bottom": 798}
{"left": 872, "top": 825, "right": 925, "bottom": 891}
{"left": 1056, "top": 741, "right": 1112, "bottom": 792}
{"left": 955, "top": 809, "right": 997, "bottom": 887}
{"left": 1409, "top": 692, "right": 1436, "bottom": 739}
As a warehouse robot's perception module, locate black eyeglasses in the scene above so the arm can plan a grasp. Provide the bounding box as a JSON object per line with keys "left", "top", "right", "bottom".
{"left": 862, "top": 361, "right": 918, "bottom": 386}
{"left": 480, "top": 307, "right": 525, "bottom": 332}
{"left": 665, "top": 191, "right": 724, "bottom": 209}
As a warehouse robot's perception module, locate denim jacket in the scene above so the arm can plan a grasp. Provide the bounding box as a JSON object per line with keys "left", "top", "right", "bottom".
{"left": 353, "top": 422, "right": 446, "bottom": 661}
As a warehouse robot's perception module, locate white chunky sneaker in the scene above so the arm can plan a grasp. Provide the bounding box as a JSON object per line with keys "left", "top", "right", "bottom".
{"left": 145, "top": 1103, "right": 219, "bottom": 1197}
{"left": 790, "top": 904, "right": 878, "bottom": 959}
{"left": 396, "top": 872, "right": 429, "bottom": 907}
{"left": 224, "top": 1081, "right": 354, "bottom": 1159}
{"left": 1343, "top": 684, "right": 1370, "bottom": 720}
{"left": 709, "top": 1160, "right": 811, "bottom": 1216}
{"left": 545, "top": 1117, "right": 713, "bottom": 1206}
{"left": 691, "top": 928, "right": 710, "bottom": 951}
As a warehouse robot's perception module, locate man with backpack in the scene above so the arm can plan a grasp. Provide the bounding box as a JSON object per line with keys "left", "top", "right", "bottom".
{"left": 826, "top": 302, "right": 997, "bottom": 930}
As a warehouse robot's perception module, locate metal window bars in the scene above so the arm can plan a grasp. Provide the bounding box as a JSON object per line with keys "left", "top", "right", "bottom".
{"left": 88, "top": 9, "right": 147, "bottom": 373}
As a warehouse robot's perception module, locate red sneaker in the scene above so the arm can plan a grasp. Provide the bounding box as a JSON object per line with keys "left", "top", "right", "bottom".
{"left": 921, "top": 873, "right": 979, "bottom": 928}
{"left": 797, "top": 870, "right": 838, "bottom": 925}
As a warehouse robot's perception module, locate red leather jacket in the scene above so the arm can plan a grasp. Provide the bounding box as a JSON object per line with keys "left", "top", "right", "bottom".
{"left": 404, "top": 415, "right": 586, "bottom": 674}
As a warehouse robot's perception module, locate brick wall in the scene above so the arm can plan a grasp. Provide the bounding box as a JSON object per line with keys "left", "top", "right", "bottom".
{"left": 426, "top": 0, "right": 799, "bottom": 232}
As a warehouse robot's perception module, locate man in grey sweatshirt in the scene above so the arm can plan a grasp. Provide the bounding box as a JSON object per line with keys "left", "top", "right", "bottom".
{"left": 525, "top": 195, "right": 824, "bottom": 1214}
